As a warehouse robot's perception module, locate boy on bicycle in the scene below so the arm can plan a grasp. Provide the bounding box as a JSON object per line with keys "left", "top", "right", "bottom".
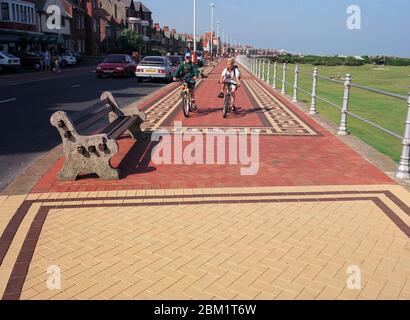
{"left": 173, "top": 53, "right": 200, "bottom": 110}
{"left": 217, "top": 58, "right": 241, "bottom": 111}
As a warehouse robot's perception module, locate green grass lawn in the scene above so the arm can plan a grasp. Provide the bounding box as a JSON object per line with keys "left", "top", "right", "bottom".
{"left": 255, "top": 62, "right": 410, "bottom": 162}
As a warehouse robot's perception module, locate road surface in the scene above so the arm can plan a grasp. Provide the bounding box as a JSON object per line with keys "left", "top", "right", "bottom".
{"left": 0, "top": 68, "right": 166, "bottom": 191}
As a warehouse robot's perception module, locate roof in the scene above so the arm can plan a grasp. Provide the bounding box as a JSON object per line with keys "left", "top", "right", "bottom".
{"left": 133, "top": 1, "right": 152, "bottom": 13}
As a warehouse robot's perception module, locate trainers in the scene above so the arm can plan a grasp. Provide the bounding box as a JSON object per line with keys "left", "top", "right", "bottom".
{"left": 217, "top": 92, "right": 224, "bottom": 98}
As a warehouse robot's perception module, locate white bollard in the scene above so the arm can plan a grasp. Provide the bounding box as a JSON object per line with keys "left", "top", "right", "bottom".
{"left": 310, "top": 67, "right": 318, "bottom": 115}
{"left": 273, "top": 62, "right": 277, "bottom": 89}
{"left": 292, "top": 64, "right": 299, "bottom": 103}
{"left": 396, "top": 89, "right": 410, "bottom": 180}
{"left": 281, "top": 63, "right": 287, "bottom": 95}
{"left": 267, "top": 61, "right": 271, "bottom": 85}
{"left": 338, "top": 74, "right": 352, "bottom": 136}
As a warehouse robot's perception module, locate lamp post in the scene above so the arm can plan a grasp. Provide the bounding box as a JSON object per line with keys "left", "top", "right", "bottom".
{"left": 193, "top": 0, "right": 197, "bottom": 64}
{"left": 216, "top": 20, "right": 220, "bottom": 60}
{"left": 210, "top": 3, "right": 215, "bottom": 62}
{"left": 222, "top": 29, "right": 224, "bottom": 56}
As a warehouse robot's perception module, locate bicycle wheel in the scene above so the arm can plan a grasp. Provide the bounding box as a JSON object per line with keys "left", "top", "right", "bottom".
{"left": 182, "top": 92, "right": 190, "bottom": 118}
{"left": 223, "top": 93, "right": 230, "bottom": 118}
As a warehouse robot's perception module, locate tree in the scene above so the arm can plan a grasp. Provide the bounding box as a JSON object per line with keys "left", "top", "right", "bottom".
{"left": 119, "top": 29, "right": 143, "bottom": 53}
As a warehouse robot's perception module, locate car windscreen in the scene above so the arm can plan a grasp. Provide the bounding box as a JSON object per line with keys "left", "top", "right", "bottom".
{"left": 169, "top": 57, "right": 181, "bottom": 65}
{"left": 2, "top": 52, "right": 16, "bottom": 58}
{"left": 103, "top": 55, "right": 127, "bottom": 63}
{"left": 141, "top": 57, "right": 165, "bottom": 66}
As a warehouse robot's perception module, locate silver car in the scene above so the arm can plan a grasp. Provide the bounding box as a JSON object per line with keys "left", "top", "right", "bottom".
{"left": 135, "top": 56, "right": 173, "bottom": 83}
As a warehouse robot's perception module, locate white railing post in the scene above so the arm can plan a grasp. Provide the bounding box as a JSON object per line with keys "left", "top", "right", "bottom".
{"left": 309, "top": 67, "right": 318, "bottom": 115}
{"left": 292, "top": 64, "right": 299, "bottom": 103}
{"left": 396, "top": 89, "right": 410, "bottom": 180}
{"left": 267, "top": 61, "right": 271, "bottom": 85}
{"left": 258, "top": 60, "right": 262, "bottom": 78}
{"left": 273, "top": 62, "right": 277, "bottom": 89}
{"left": 338, "top": 74, "right": 352, "bottom": 136}
{"left": 281, "top": 63, "right": 287, "bottom": 95}
{"left": 262, "top": 60, "right": 266, "bottom": 81}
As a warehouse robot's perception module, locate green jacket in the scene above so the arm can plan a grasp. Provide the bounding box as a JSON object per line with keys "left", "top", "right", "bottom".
{"left": 173, "top": 62, "right": 200, "bottom": 80}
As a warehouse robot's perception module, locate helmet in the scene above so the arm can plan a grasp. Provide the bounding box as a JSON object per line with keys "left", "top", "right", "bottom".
{"left": 185, "top": 52, "right": 192, "bottom": 58}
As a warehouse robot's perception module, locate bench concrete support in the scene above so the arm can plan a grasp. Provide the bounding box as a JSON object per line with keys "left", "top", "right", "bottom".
{"left": 50, "top": 91, "right": 146, "bottom": 181}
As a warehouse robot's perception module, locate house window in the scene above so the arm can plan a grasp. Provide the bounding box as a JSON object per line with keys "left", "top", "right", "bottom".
{"left": 93, "top": 18, "right": 98, "bottom": 33}
{"left": 61, "top": 16, "right": 65, "bottom": 27}
{"left": 1, "top": 2, "right": 9, "bottom": 20}
{"left": 114, "top": 4, "right": 117, "bottom": 19}
{"left": 93, "top": 0, "right": 97, "bottom": 8}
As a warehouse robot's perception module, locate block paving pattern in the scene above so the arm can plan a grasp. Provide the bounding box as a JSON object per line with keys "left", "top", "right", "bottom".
{"left": 0, "top": 186, "right": 409, "bottom": 300}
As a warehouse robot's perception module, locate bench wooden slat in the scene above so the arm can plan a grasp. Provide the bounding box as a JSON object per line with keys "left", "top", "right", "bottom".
{"left": 70, "top": 99, "right": 109, "bottom": 124}
{"left": 76, "top": 107, "right": 112, "bottom": 132}
{"left": 107, "top": 116, "right": 138, "bottom": 140}
{"left": 100, "top": 116, "right": 128, "bottom": 136}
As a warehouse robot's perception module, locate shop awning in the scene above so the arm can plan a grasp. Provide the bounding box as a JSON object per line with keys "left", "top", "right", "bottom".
{"left": 0, "top": 34, "right": 20, "bottom": 43}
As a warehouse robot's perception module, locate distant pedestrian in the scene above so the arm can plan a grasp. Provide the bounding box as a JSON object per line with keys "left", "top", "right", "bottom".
{"left": 44, "top": 48, "right": 51, "bottom": 72}
{"left": 54, "top": 56, "right": 62, "bottom": 73}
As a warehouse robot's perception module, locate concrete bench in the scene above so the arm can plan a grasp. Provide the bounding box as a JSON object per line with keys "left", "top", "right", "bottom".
{"left": 50, "top": 91, "right": 146, "bottom": 180}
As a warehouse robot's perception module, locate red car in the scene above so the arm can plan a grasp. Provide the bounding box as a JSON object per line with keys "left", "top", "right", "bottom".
{"left": 96, "top": 54, "right": 136, "bottom": 78}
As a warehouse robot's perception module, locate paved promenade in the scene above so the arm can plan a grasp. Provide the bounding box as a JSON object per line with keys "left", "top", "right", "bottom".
{"left": 0, "top": 60, "right": 409, "bottom": 300}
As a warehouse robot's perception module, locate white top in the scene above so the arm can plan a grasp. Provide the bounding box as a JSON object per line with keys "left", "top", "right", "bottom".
{"left": 222, "top": 67, "right": 240, "bottom": 82}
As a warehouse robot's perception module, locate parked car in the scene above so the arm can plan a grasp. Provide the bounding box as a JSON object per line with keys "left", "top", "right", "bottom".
{"left": 57, "top": 51, "right": 77, "bottom": 67}
{"left": 67, "top": 50, "right": 81, "bottom": 64}
{"left": 135, "top": 56, "right": 173, "bottom": 83}
{"left": 96, "top": 54, "right": 136, "bottom": 78}
{"left": 168, "top": 55, "right": 183, "bottom": 74}
{"left": 18, "top": 51, "right": 42, "bottom": 70}
{"left": 0, "top": 51, "right": 21, "bottom": 72}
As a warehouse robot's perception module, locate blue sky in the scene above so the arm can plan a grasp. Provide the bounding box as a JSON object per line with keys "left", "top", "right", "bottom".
{"left": 141, "top": 0, "right": 410, "bottom": 57}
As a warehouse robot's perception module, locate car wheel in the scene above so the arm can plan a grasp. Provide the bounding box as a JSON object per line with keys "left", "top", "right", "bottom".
{"left": 61, "top": 60, "right": 67, "bottom": 68}
{"left": 136, "top": 77, "right": 142, "bottom": 83}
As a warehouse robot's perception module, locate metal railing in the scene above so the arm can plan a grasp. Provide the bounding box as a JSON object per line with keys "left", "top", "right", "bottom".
{"left": 238, "top": 55, "right": 410, "bottom": 181}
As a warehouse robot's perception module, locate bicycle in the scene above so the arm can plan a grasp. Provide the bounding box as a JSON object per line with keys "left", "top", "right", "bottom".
{"left": 179, "top": 80, "right": 192, "bottom": 118}
{"left": 221, "top": 80, "right": 238, "bottom": 118}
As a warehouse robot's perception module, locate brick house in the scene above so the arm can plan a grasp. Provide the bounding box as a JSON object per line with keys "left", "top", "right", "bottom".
{"left": 0, "top": 0, "right": 41, "bottom": 53}
{"left": 68, "top": 0, "right": 86, "bottom": 53}
{"left": 86, "top": 0, "right": 126, "bottom": 55}
{"left": 126, "top": 1, "right": 151, "bottom": 41}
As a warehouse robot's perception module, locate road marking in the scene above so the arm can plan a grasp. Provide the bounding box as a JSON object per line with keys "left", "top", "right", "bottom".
{"left": 70, "top": 85, "right": 81, "bottom": 88}
{"left": 0, "top": 98, "right": 17, "bottom": 104}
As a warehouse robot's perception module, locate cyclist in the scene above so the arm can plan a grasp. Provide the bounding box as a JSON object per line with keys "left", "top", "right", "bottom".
{"left": 217, "top": 58, "right": 241, "bottom": 111}
{"left": 173, "top": 52, "right": 200, "bottom": 110}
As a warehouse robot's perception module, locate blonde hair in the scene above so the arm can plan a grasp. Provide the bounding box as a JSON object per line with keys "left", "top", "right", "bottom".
{"left": 227, "top": 58, "right": 234, "bottom": 65}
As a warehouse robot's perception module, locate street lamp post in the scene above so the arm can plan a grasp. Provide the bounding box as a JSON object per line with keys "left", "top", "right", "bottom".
{"left": 193, "top": 0, "right": 197, "bottom": 64}
{"left": 210, "top": 3, "right": 215, "bottom": 62}
{"left": 222, "top": 29, "right": 225, "bottom": 57}
{"left": 216, "top": 20, "right": 220, "bottom": 60}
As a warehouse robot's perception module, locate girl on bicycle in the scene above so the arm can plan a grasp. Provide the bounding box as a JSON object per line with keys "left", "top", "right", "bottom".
{"left": 218, "top": 58, "right": 241, "bottom": 111}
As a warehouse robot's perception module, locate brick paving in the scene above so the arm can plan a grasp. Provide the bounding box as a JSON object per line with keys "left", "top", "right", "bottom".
{"left": 0, "top": 60, "right": 409, "bottom": 300}
{"left": 30, "top": 61, "right": 393, "bottom": 193}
